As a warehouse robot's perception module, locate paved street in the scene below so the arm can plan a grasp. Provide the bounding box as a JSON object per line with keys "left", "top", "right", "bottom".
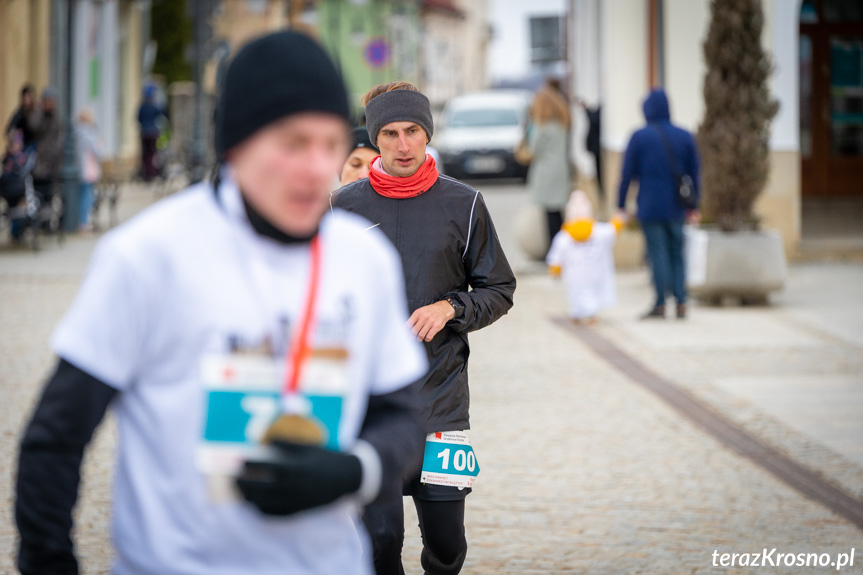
{"left": 1, "top": 181, "right": 862, "bottom": 574}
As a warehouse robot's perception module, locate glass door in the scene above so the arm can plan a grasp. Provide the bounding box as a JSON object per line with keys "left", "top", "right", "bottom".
{"left": 800, "top": 0, "right": 863, "bottom": 196}
{"left": 829, "top": 36, "right": 863, "bottom": 157}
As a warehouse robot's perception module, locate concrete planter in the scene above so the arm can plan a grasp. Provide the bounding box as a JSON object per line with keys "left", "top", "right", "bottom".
{"left": 515, "top": 203, "right": 549, "bottom": 261}
{"left": 685, "top": 226, "right": 787, "bottom": 303}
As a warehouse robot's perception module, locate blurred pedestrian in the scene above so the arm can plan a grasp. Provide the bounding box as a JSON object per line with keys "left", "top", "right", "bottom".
{"left": 547, "top": 190, "right": 621, "bottom": 325}
{"left": 16, "top": 31, "right": 427, "bottom": 575}
{"left": 5, "top": 84, "right": 37, "bottom": 151}
{"left": 137, "top": 83, "right": 163, "bottom": 181}
{"left": 527, "top": 78, "right": 572, "bottom": 251}
{"left": 578, "top": 99, "right": 603, "bottom": 200}
{"left": 333, "top": 81, "right": 516, "bottom": 575}
{"left": 617, "top": 88, "right": 701, "bottom": 319}
{"left": 426, "top": 142, "right": 443, "bottom": 175}
{"left": 0, "top": 130, "right": 30, "bottom": 242}
{"left": 75, "top": 107, "right": 102, "bottom": 234}
{"left": 26, "top": 87, "right": 63, "bottom": 207}
{"left": 340, "top": 126, "right": 379, "bottom": 186}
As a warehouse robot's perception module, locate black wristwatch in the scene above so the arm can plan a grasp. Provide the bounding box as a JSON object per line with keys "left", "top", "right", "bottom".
{"left": 445, "top": 295, "right": 464, "bottom": 319}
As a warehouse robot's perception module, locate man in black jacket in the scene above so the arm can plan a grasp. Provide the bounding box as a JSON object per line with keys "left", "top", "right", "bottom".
{"left": 4, "top": 85, "right": 36, "bottom": 150}
{"left": 332, "top": 81, "right": 516, "bottom": 575}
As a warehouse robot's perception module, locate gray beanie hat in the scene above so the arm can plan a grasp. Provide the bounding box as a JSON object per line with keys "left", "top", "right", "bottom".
{"left": 364, "top": 89, "right": 433, "bottom": 147}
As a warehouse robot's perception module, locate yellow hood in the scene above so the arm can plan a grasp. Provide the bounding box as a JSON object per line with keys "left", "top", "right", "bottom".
{"left": 562, "top": 219, "right": 594, "bottom": 242}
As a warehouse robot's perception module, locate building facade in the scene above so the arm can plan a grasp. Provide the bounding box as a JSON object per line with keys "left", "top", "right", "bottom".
{"left": 451, "top": 0, "right": 491, "bottom": 100}
{"left": 487, "top": 0, "right": 568, "bottom": 90}
{"left": 208, "top": 0, "right": 488, "bottom": 117}
{"left": 0, "top": 0, "right": 53, "bottom": 136}
{"left": 570, "top": 0, "right": 863, "bottom": 254}
{"left": 1, "top": 0, "right": 150, "bottom": 173}
{"left": 316, "top": 0, "right": 422, "bottom": 112}
{"left": 209, "top": 0, "right": 425, "bottom": 117}
{"left": 420, "top": 0, "right": 491, "bottom": 110}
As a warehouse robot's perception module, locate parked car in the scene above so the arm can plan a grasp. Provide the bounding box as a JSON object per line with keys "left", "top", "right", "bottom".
{"left": 434, "top": 90, "right": 532, "bottom": 180}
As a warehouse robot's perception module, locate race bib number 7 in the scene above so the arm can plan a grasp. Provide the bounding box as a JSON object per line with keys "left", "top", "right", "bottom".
{"left": 197, "top": 353, "right": 345, "bottom": 477}
{"left": 421, "top": 431, "right": 479, "bottom": 489}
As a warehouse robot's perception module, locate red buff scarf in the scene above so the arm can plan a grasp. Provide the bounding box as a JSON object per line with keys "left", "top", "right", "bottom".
{"left": 368, "top": 154, "right": 439, "bottom": 199}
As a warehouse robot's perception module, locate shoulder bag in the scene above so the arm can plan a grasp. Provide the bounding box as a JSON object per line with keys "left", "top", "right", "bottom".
{"left": 652, "top": 125, "right": 697, "bottom": 210}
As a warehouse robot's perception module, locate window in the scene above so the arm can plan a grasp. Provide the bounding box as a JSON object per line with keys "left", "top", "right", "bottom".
{"left": 800, "top": 34, "right": 813, "bottom": 158}
{"left": 824, "top": 0, "right": 863, "bottom": 23}
{"left": 801, "top": 0, "right": 818, "bottom": 23}
{"left": 830, "top": 36, "right": 863, "bottom": 156}
{"left": 529, "top": 16, "right": 563, "bottom": 64}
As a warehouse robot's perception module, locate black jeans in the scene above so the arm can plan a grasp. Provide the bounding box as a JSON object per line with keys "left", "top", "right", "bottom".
{"left": 141, "top": 134, "right": 159, "bottom": 181}
{"left": 592, "top": 150, "right": 604, "bottom": 200}
{"left": 364, "top": 495, "right": 467, "bottom": 575}
{"left": 545, "top": 209, "right": 563, "bottom": 250}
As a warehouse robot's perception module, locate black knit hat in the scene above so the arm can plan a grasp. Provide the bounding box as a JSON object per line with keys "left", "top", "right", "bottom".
{"left": 214, "top": 31, "right": 350, "bottom": 158}
{"left": 350, "top": 126, "right": 379, "bottom": 153}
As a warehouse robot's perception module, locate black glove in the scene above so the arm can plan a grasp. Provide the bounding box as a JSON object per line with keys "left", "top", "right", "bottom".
{"left": 236, "top": 441, "right": 363, "bottom": 516}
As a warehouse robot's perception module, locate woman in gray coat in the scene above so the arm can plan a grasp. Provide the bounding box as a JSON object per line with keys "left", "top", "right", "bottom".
{"left": 527, "top": 79, "right": 572, "bottom": 250}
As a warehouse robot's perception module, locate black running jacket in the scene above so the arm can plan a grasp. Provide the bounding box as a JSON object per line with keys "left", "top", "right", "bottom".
{"left": 332, "top": 174, "right": 516, "bottom": 432}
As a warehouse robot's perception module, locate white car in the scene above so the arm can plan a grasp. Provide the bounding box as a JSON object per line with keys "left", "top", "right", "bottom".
{"left": 434, "top": 90, "right": 532, "bottom": 180}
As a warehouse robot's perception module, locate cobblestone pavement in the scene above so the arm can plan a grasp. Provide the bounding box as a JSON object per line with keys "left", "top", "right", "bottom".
{"left": 1, "top": 181, "right": 861, "bottom": 574}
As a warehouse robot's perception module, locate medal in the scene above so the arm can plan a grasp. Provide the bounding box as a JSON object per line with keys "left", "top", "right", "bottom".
{"left": 262, "top": 413, "right": 326, "bottom": 445}
{"left": 263, "top": 392, "right": 326, "bottom": 445}
{"left": 263, "top": 235, "right": 327, "bottom": 447}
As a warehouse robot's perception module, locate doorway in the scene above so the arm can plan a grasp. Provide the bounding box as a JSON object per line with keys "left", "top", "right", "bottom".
{"left": 800, "top": 0, "right": 863, "bottom": 197}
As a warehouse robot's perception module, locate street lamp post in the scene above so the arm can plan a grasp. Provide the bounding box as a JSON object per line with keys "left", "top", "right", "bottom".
{"left": 60, "top": 0, "right": 80, "bottom": 233}
{"left": 188, "top": 0, "right": 207, "bottom": 185}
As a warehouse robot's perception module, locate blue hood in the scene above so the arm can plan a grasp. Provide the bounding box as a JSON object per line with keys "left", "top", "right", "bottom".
{"left": 643, "top": 89, "right": 670, "bottom": 123}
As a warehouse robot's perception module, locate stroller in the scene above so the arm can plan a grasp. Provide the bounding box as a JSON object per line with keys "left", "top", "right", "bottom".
{"left": 28, "top": 173, "right": 65, "bottom": 249}
{"left": 0, "top": 147, "right": 63, "bottom": 250}
{"left": 0, "top": 146, "right": 34, "bottom": 245}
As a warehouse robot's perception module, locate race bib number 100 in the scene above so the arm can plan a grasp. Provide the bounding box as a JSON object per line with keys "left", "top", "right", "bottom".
{"left": 420, "top": 431, "right": 479, "bottom": 489}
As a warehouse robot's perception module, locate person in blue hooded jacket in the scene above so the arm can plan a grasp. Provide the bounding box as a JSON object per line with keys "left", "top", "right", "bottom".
{"left": 617, "top": 88, "right": 700, "bottom": 319}
{"left": 137, "top": 84, "right": 165, "bottom": 181}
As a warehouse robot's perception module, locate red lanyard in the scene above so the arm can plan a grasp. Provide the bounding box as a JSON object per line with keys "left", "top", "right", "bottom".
{"left": 283, "top": 234, "right": 322, "bottom": 395}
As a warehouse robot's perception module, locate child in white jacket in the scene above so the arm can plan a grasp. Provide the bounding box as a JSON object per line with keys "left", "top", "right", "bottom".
{"left": 547, "top": 190, "right": 622, "bottom": 324}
